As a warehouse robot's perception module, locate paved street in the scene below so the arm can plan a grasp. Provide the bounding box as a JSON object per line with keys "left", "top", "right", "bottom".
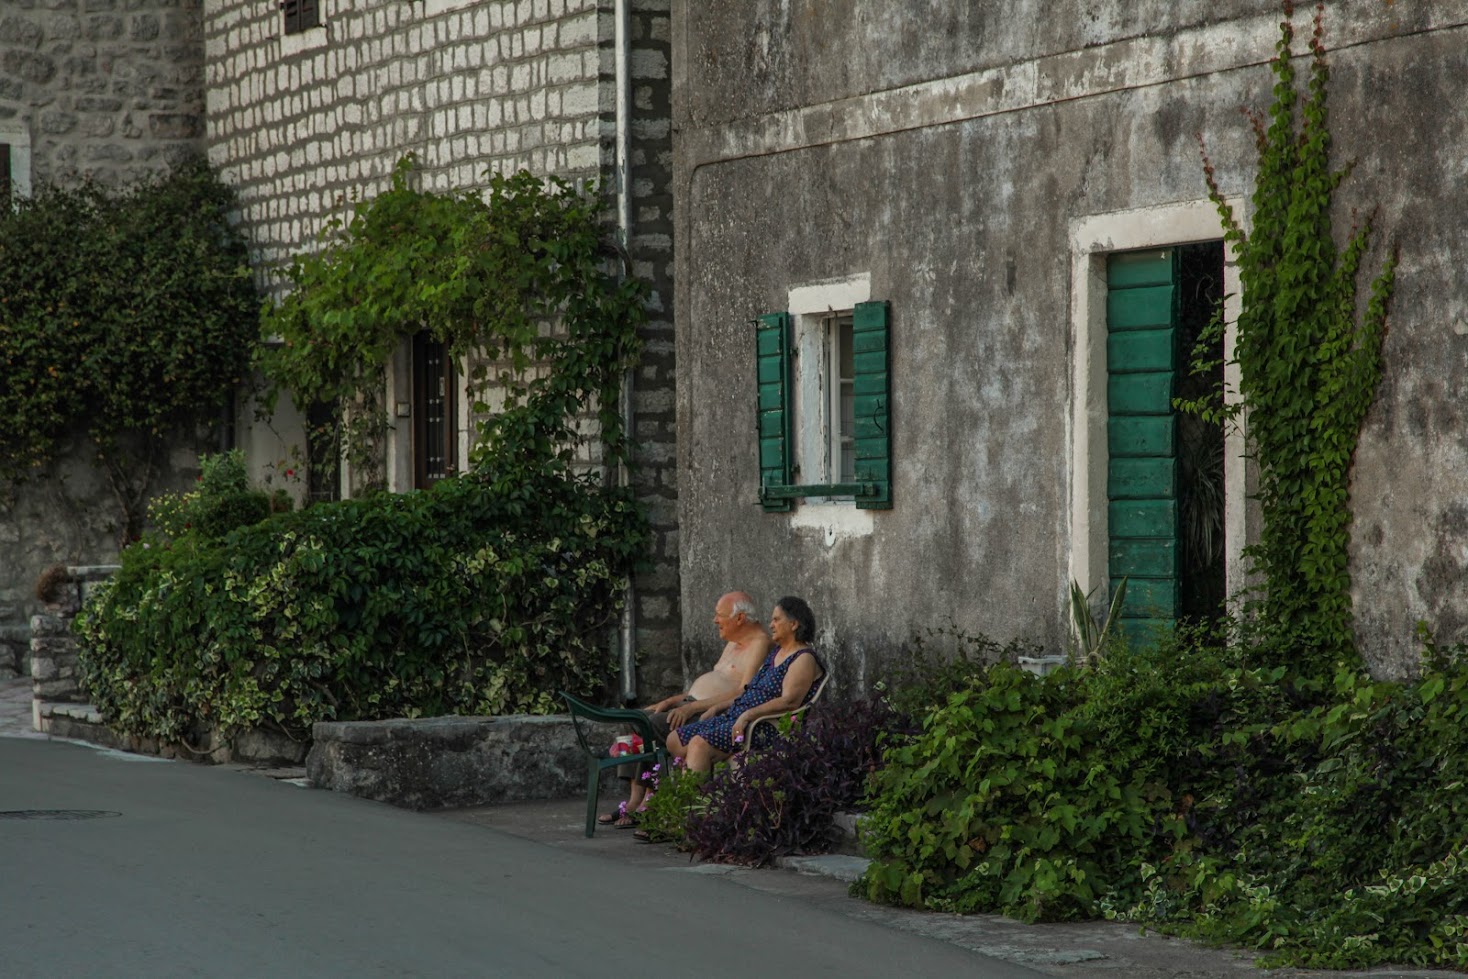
{"left": 3, "top": 678, "right": 1461, "bottom": 979}
{"left": 0, "top": 735, "right": 1042, "bottom": 978}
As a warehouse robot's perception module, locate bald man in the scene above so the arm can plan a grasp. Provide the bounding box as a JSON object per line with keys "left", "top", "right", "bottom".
{"left": 602, "top": 591, "right": 769, "bottom": 827}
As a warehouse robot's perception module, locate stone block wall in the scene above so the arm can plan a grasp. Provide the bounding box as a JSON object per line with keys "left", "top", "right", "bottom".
{"left": 30, "top": 565, "right": 117, "bottom": 710}
{"left": 0, "top": 0, "right": 205, "bottom": 189}
{"left": 205, "top": 0, "right": 615, "bottom": 280}
{"left": 308, "top": 713, "right": 621, "bottom": 810}
{"left": 203, "top": 0, "right": 681, "bottom": 693}
{"left": 1, "top": 2, "right": 209, "bottom": 675}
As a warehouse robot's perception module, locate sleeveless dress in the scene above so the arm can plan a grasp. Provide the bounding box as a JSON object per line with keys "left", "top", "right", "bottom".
{"left": 675, "top": 646, "right": 824, "bottom": 753}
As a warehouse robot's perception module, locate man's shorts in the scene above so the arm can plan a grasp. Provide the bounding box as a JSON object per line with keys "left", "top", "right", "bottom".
{"left": 616, "top": 698, "right": 693, "bottom": 780}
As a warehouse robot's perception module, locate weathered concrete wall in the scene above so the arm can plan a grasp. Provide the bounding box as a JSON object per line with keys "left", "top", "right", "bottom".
{"left": 203, "top": 0, "right": 681, "bottom": 691}
{"left": 672, "top": 1, "right": 1468, "bottom": 683}
{"left": 0, "top": 0, "right": 205, "bottom": 188}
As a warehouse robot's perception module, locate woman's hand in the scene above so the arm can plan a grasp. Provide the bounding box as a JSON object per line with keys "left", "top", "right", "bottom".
{"left": 731, "top": 712, "right": 752, "bottom": 743}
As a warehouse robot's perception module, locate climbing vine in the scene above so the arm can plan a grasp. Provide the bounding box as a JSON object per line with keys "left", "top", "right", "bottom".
{"left": 259, "top": 155, "right": 645, "bottom": 486}
{"left": 78, "top": 158, "right": 653, "bottom": 742}
{"left": 0, "top": 158, "right": 259, "bottom": 537}
{"left": 1195, "top": 1, "right": 1396, "bottom": 673}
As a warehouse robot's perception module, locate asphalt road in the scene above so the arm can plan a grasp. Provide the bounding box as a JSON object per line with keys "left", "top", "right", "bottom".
{"left": 0, "top": 737, "right": 1043, "bottom": 978}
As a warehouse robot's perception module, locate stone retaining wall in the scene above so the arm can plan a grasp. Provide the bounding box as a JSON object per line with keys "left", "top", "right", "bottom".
{"left": 30, "top": 565, "right": 118, "bottom": 710}
{"left": 308, "top": 714, "right": 620, "bottom": 811}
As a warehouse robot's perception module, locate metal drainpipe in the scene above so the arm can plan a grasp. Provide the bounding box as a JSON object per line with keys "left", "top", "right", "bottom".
{"left": 615, "top": 0, "right": 637, "bottom": 704}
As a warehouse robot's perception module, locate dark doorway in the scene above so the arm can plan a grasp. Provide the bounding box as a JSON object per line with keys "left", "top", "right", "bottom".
{"left": 412, "top": 332, "right": 456, "bottom": 489}
{"left": 1175, "top": 241, "right": 1226, "bottom": 623}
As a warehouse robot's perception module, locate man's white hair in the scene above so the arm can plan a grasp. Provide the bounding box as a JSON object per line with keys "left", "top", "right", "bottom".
{"left": 729, "top": 595, "right": 757, "bottom": 619}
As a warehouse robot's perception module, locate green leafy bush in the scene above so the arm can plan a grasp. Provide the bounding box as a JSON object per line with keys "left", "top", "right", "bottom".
{"left": 862, "top": 660, "right": 1177, "bottom": 921}
{"left": 149, "top": 450, "right": 277, "bottom": 541}
{"left": 76, "top": 469, "right": 646, "bottom": 744}
{"left": 77, "top": 159, "right": 651, "bottom": 748}
{"left": 858, "top": 618, "right": 1468, "bottom": 968}
{"left": 0, "top": 158, "right": 258, "bottom": 536}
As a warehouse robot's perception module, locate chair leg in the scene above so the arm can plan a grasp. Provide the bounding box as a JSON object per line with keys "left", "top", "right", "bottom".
{"left": 585, "top": 764, "right": 602, "bottom": 838}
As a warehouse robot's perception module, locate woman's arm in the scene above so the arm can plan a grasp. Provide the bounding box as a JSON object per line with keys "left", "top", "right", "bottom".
{"left": 731, "top": 654, "right": 820, "bottom": 738}
{"left": 672, "top": 639, "right": 772, "bottom": 726}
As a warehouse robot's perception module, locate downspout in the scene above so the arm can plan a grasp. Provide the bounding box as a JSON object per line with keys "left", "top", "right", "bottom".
{"left": 615, "top": 0, "right": 637, "bottom": 704}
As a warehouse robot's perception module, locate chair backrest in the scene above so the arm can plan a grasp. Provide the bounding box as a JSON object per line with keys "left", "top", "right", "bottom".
{"left": 559, "top": 691, "right": 665, "bottom": 756}
{"left": 744, "top": 668, "right": 831, "bottom": 752}
{"left": 805, "top": 670, "right": 829, "bottom": 707}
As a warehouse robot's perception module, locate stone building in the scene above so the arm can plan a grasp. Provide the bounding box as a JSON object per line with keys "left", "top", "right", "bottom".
{"left": 0, "top": 0, "right": 211, "bottom": 679}
{"left": 671, "top": 0, "right": 1468, "bottom": 685}
{"left": 201, "top": 0, "right": 681, "bottom": 692}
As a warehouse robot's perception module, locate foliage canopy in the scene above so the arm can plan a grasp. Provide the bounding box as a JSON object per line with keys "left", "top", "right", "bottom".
{"left": 0, "top": 158, "right": 259, "bottom": 535}
{"left": 77, "top": 160, "right": 652, "bottom": 742}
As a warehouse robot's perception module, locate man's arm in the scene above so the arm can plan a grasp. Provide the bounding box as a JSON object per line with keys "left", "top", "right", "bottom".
{"left": 677, "top": 635, "right": 770, "bottom": 724}
{"left": 645, "top": 691, "right": 690, "bottom": 713}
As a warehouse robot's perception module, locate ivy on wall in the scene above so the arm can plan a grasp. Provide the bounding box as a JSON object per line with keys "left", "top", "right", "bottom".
{"left": 1194, "top": 1, "right": 1396, "bottom": 673}
{"left": 75, "top": 158, "right": 654, "bottom": 741}
{"left": 259, "top": 155, "right": 645, "bottom": 486}
{"left": 0, "top": 158, "right": 260, "bottom": 538}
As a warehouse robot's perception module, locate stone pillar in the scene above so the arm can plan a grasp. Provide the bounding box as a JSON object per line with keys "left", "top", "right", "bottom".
{"left": 0, "top": 602, "right": 26, "bottom": 680}
{"left": 30, "top": 565, "right": 118, "bottom": 732}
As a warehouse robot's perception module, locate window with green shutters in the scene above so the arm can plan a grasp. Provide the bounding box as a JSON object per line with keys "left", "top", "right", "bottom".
{"left": 756, "top": 300, "right": 892, "bottom": 511}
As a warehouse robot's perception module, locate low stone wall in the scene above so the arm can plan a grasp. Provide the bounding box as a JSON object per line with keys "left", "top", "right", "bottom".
{"left": 31, "top": 565, "right": 118, "bottom": 714}
{"left": 308, "top": 715, "right": 619, "bottom": 811}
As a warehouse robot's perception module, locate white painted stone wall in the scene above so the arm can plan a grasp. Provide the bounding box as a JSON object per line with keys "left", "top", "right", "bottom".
{"left": 203, "top": 0, "right": 611, "bottom": 280}
{"left": 203, "top": 0, "right": 682, "bottom": 687}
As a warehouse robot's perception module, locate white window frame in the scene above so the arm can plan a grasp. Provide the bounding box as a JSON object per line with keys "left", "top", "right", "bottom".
{"left": 1067, "top": 199, "right": 1249, "bottom": 616}
{"left": 785, "top": 274, "right": 876, "bottom": 542}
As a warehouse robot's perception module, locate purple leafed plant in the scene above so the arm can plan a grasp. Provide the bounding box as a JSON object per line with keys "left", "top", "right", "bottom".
{"left": 683, "top": 697, "right": 894, "bottom": 866}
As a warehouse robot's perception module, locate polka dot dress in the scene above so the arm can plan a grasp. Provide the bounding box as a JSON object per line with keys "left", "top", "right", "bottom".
{"left": 676, "top": 647, "right": 824, "bottom": 753}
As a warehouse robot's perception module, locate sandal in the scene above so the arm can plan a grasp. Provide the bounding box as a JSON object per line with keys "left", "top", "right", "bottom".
{"left": 613, "top": 812, "right": 639, "bottom": 829}
{"left": 596, "top": 810, "right": 622, "bottom": 826}
{"left": 633, "top": 828, "right": 655, "bottom": 844}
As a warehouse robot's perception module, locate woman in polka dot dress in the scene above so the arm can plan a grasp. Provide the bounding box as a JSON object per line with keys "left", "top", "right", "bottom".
{"left": 668, "top": 595, "right": 825, "bottom": 773}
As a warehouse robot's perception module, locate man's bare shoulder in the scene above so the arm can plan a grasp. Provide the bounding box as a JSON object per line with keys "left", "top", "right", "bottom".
{"left": 738, "top": 631, "right": 771, "bottom": 660}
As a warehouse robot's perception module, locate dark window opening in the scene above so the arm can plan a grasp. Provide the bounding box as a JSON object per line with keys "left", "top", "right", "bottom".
{"left": 281, "top": 0, "right": 321, "bottom": 35}
{"left": 1176, "top": 241, "right": 1226, "bottom": 623}
{"left": 305, "top": 400, "right": 341, "bottom": 505}
{"left": 412, "top": 332, "right": 456, "bottom": 489}
{"left": 0, "top": 144, "right": 11, "bottom": 208}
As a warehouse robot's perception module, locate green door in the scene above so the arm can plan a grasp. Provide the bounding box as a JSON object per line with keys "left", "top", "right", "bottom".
{"left": 1107, "top": 250, "right": 1180, "bottom": 641}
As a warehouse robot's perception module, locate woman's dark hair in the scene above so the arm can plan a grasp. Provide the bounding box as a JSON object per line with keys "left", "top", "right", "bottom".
{"left": 776, "top": 595, "right": 816, "bottom": 643}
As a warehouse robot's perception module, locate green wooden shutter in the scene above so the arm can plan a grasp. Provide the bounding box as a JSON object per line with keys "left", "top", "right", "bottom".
{"left": 852, "top": 300, "right": 892, "bottom": 509}
{"left": 756, "top": 312, "right": 794, "bottom": 512}
{"left": 1107, "top": 250, "right": 1180, "bottom": 640}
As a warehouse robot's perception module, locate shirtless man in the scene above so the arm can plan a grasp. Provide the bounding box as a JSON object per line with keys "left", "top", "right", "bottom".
{"left": 601, "top": 591, "right": 769, "bottom": 827}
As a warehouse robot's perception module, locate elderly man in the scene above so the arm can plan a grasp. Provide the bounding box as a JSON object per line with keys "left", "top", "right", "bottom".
{"left": 601, "top": 591, "right": 769, "bottom": 827}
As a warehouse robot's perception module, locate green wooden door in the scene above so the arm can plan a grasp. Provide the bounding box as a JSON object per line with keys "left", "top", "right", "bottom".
{"left": 1107, "top": 250, "right": 1180, "bottom": 641}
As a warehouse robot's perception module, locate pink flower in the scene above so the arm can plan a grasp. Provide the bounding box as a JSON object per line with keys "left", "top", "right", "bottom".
{"left": 733, "top": 732, "right": 745, "bottom": 744}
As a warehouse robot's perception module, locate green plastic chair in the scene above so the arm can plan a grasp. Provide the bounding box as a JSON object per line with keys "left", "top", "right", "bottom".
{"left": 560, "top": 691, "right": 670, "bottom": 838}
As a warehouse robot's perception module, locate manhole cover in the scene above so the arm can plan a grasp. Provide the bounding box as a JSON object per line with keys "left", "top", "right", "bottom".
{"left": 0, "top": 810, "right": 121, "bottom": 820}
